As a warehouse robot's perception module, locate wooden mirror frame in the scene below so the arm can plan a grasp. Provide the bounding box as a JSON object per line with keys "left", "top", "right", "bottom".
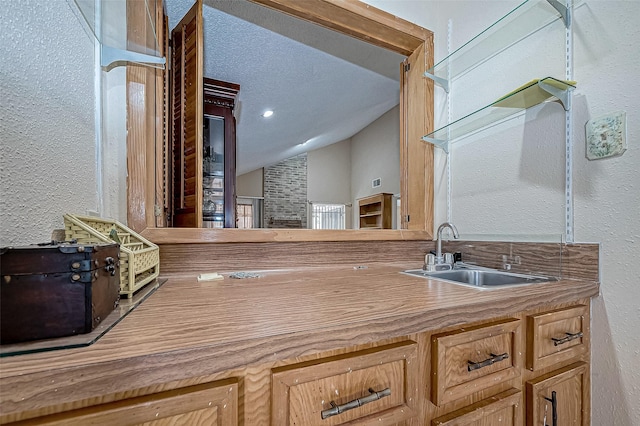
{"left": 129, "top": 0, "right": 434, "bottom": 244}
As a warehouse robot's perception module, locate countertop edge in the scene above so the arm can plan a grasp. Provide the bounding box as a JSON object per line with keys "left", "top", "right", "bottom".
{"left": 0, "top": 279, "right": 599, "bottom": 418}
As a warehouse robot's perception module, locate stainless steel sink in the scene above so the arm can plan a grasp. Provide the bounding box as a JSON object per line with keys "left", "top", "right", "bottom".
{"left": 402, "top": 268, "right": 554, "bottom": 289}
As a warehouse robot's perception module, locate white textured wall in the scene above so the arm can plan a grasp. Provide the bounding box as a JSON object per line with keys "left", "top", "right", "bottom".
{"left": 572, "top": 2, "right": 640, "bottom": 424}
{"left": 0, "top": 1, "right": 96, "bottom": 246}
{"left": 363, "top": 1, "right": 640, "bottom": 424}
{"left": 350, "top": 105, "right": 401, "bottom": 227}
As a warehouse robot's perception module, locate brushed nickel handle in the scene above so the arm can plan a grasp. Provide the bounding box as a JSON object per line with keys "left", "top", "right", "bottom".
{"left": 321, "top": 387, "right": 391, "bottom": 420}
{"left": 467, "top": 352, "right": 509, "bottom": 372}
{"left": 551, "top": 331, "right": 583, "bottom": 346}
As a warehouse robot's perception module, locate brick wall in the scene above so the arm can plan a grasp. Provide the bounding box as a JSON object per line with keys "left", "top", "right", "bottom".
{"left": 264, "top": 154, "right": 308, "bottom": 228}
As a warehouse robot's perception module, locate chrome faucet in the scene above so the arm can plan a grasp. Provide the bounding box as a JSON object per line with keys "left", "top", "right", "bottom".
{"left": 424, "top": 222, "right": 460, "bottom": 272}
{"left": 436, "top": 222, "right": 459, "bottom": 263}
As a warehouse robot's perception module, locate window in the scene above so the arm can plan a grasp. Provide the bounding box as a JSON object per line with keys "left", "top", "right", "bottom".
{"left": 237, "top": 204, "right": 253, "bottom": 229}
{"left": 311, "top": 204, "right": 346, "bottom": 230}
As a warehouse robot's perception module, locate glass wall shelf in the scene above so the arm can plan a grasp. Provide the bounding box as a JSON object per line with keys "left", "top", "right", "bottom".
{"left": 68, "top": 0, "right": 166, "bottom": 69}
{"left": 424, "top": 0, "right": 571, "bottom": 91}
{"left": 422, "top": 77, "right": 575, "bottom": 151}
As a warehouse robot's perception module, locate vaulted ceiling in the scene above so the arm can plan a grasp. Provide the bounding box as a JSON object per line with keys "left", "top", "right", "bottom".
{"left": 165, "top": 0, "right": 405, "bottom": 175}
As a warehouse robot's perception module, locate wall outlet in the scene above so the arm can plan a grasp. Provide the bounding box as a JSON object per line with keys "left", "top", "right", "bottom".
{"left": 372, "top": 178, "right": 381, "bottom": 188}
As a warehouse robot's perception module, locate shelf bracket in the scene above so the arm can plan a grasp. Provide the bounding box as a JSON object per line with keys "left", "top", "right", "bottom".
{"left": 101, "top": 45, "right": 166, "bottom": 69}
{"left": 546, "top": 0, "right": 571, "bottom": 28}
{"left": 423, "top": 71, "right": 450, "bottom": 93}
{"left": 538, "top": 80, "right": 573, "bottom": 111}
{"left": 422, "top": 136, "right": 449, "bottom": 154}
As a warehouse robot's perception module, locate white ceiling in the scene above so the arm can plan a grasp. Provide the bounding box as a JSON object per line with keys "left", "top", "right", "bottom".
{"left": 165, "top": 0, "right": 405, "bottom": 175}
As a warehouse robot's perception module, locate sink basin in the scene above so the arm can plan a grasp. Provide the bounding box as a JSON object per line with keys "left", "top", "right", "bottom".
{"left": 402, "top": 268, "right": 554, "bottom": 289}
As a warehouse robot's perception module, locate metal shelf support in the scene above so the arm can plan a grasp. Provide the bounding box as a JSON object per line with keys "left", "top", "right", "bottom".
{"left": 422, "top": 136, "right": 450, "bottom": 154}
{"left": 424, "top": 71, "right": 450, "bottom": 93}
{"left": 538, "top": 80, "right": 573, "bottom": 111}
{"left": 546, "top": 0, "right": 571, "bottom": 28}
{"left": 101, "top": 45, "right": 166, "bottom": 69}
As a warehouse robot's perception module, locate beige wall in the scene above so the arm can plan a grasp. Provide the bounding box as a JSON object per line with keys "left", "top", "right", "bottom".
{"left": 350, "top": 105, "right": 400, "bottom": 228}
{"left": 307, "top": 138, "right": 352, "bottom": 204}
{"left": 237, "top": 168, "right": 264, "bottom": 198}
{"left": 307, "top": 138, "right": 353, "bottom": 228}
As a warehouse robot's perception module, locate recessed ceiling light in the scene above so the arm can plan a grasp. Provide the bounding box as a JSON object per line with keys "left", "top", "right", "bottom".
{"left": 262, "top": 110, "right": 274, "bottom": 118}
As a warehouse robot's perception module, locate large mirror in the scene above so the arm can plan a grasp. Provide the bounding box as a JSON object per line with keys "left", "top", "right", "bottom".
{"left": 166, "top": 0, "right": 406, "bottom": 230}
{"left": 128, "top": 0, "right": 434, "bottom": 241}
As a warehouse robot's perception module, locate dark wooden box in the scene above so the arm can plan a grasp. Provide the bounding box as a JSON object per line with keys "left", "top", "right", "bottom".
{"left": 1, "top": 242, "right": 120, "bottom": 344}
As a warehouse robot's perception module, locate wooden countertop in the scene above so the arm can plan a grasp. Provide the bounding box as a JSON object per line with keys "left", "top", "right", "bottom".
{"left": 0, "top": 263, "right": 599, "bottom": 417}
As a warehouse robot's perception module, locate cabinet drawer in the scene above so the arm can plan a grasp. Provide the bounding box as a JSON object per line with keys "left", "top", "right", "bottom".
{"left": 526, "top": 305, "right": 588, "bottom": 371}
{"left": 10, "top": 379, "right": 238, "bottom": 425}
{"left": 272, "top": 341, "right": 418, "bottom": 426}
{"left": 431, "top": 318, "right": 521, "bottom": 405}
{"left": 431, "top": 388, "right": 522, "bottom": 426}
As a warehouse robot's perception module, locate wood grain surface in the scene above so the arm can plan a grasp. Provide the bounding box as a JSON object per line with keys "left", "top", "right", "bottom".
{"left": 158, "top": 240, "right": 433, "bottom": 273}
{"left": 442, "top": 241, "right": 599, "bottom": 281}
{"left": 0, "top": 264, "right": 598, "bottom": 420}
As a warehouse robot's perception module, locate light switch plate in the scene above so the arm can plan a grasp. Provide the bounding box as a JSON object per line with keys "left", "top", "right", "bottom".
{"left": 585, "top": 110, "right": 627, "bottom": 160}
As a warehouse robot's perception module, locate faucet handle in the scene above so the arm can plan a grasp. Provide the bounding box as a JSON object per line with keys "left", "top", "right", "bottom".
{"left": 424, "top": 253, "right": 436, "bottom": 271}
{"left": 444, "top": 253, "right": 454, "bottom": 265}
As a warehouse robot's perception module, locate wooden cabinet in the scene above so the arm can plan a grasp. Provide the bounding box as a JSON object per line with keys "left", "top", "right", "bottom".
{"left": 2, "top": 302, "right": 592, "bottom": 426}
{"left": 9, "top": 379, "right": 237, "bottom": 426}
{"left": 170, "top": 2, "right": 238, "bottom": 229}
{"left": 271, "top": 341, "right": 419, "bottom": 425}
{"left": 524, "top": 305, "right": 590, "bottom": 426}
{"left": 526, "top": 362, "right": 589, "bottom": 426}
{"left": 428, "top": 303, "right": 589, "bottom": 426}
{"left": 526, "top": 305, "right": 588, "bottom": 372}
{"left": 358, "top": 193, "right": 393, "bottom": 229}
{"left": 431, "top": 318, "right": 521, "bottom": 405}
{"left": 431, "top": 388, "right": 523, "bottom": 426}
{"left": 202, "top": 78, "right": 239, "bottom": 229}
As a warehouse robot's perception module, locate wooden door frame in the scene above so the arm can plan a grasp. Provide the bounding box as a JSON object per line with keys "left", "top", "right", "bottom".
{"left": 128, "top": 0, "right": 435, "bottom": 243}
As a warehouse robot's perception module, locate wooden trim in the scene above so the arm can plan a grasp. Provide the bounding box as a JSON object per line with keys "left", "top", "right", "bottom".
{"left": 142, "top": 227, "right": 430, "bottom": 243}
{"left": 431, "top": 388, "right": 522, "bottom": 425}
{"left": 249, "top": 0, "right": 429, "bottom": 56}
{"left": 132, "top": 0, "right": 434, "bottom": 241}
{"left": 126, "top": 0, "right": 155, "bottom": 231}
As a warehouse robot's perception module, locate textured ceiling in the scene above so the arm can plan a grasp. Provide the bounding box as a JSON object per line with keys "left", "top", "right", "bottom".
{"left": 166, "top": 0, "right": 405, "bottom": 175}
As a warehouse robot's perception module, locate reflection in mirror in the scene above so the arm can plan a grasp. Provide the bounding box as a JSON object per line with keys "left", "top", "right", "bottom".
{"left": 166, "top": 0, "right": 406, "bottom": 229}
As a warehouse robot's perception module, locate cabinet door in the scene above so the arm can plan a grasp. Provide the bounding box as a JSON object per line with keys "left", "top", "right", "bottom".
{"left": 526, "top": 362, "right": 589, "bottom": 426}
{"left": 272, "top": 341, "right": 418, "bottom": 426}
{"left": 400, "top": 41, "right": 433, "bottom": 233}
{"left": 12, "top": 380, "right": 238, "bottom": 426}
{"left": 431, "top": 388, "right": 522, "bottom": 426}
{"left": 171, "top": 0, "right": 204, "bottom": 227}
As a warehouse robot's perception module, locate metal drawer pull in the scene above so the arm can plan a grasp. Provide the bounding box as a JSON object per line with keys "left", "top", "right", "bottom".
{"left": 467, "top": 352, "right": 509, "bottom": 372}
{"left": 544, "top": 390, "right": 558, "bottom": 426}
{"left": 321, "top": 387, "right": 391, "bottom": 420}
{"left": 551, "top": 331, "right": 583, "bottom": 346}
